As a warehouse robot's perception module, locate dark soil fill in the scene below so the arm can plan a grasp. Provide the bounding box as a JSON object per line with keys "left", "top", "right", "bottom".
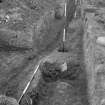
{"left": 0, "top": 0, "right": 3, "bottom": 3}
{"left": 20, "top": 61, "right": 89, "bottom": 105}
{"left": 41, "top": 61, "right": 82, "bottom": 82}
{"left": 40, "top": 62, "right": 61, "bottom": 82}
{"left": 60, "top": 62, "right": 82, "bottom": 80}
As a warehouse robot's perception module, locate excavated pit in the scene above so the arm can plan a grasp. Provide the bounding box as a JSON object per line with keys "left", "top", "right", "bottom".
{"left": 19, "top": 60, "right": 89, "bottom": 105}
{"left": 19, "top": 14, "right": 89, "bottom": 105}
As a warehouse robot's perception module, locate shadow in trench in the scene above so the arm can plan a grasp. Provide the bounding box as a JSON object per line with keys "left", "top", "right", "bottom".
{"left": 57, "top": 42, "right": 69, "bottom": 53}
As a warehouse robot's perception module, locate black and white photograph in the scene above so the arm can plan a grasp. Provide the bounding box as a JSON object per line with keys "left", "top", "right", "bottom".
{"left": 0, "top": 0, "right": 104, "bottom": 105}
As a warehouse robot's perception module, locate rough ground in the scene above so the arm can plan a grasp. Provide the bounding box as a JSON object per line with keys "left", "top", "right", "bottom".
{"left": 0, "top": 0, "right": 66, "bottom": 100}
{"left": 82, "top": 0, "right": 105, "bottom": 105}
{"left": 1, "top": 0, "right": 105, "bottom": 105}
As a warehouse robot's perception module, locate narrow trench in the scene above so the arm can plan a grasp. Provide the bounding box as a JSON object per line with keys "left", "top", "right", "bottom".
{"left": 19, "top": 1, "right": 90, "bottom": 105}
{"left": 58, "top": 2, "right": 68, "bottom": 53}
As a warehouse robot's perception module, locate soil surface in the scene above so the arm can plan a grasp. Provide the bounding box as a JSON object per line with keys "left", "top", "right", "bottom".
{"left": 1, "top": 0, "right": 103, "bottom": 105}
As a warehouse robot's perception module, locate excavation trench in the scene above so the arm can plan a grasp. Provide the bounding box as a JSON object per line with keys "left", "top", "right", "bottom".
{"left": 19, "top": 60, "right": 89, "bottom": 105}
{"left": 18, "top": 0, "right": 90, "bottom": 105}
{"left": 19, "top": 10, "right": 89, "bottom": 105}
